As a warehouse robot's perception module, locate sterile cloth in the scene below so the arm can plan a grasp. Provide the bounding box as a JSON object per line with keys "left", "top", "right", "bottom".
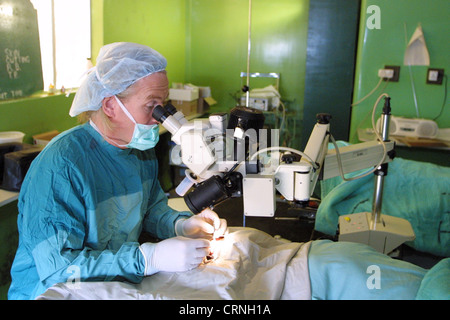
{"left": 308, "top": 240, "right": 427, "bottom": 300}
{"left": 37, "top": 227, "right": 449, "bottom": 300}
{"left": 37, "top": 227, "right": 312, "bottom": 300}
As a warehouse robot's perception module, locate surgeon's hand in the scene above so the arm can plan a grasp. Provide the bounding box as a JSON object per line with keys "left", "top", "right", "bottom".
{"left": 176, "top": 208, "right": 228, "bottom": 240}
{"left": 140, "top": 237, "right": 210, "bottom": 274}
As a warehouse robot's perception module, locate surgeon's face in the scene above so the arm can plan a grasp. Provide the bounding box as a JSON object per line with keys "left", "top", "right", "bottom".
{"left": 113, "top": 71, "right": 169, "bottom": 144}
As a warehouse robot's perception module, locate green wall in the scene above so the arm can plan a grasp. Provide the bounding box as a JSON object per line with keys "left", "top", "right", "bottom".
{"left": 185, "top": 0, "right": 309, "bottom": 111}
{"left": 90, "top": 0, "right": 450, "bottom": 148}
{"left": 3, "top": 0, "right": 448, "bottom": 151}
{"left": 0, "top": 93, "right": 77, "bottom": 144}
{"left": 186, "top": 0, "right": 309, "bottom": 149}
{"left": 100, "top": 0, "right": 187, "bottom": 87}
{"left": 91, "top": 0, "right": 104, "bottom": 65}
{"left": 99, "top": 0, "right": 309, "bottom": 149}
{"left": 351, "top": 0, "right": 450, "bottom": 143}
{"left": 1, "top": 0, "right": 449, "bottom": 300}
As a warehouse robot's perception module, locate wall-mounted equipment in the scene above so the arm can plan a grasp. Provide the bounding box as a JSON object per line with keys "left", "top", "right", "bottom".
{"left": 377, "top": 116, "right": 438, "bottom": 139}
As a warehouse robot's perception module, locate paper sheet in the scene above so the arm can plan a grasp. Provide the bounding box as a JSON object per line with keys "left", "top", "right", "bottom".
{"left": 404, "top": 24, "right": 430, "bottom": 66}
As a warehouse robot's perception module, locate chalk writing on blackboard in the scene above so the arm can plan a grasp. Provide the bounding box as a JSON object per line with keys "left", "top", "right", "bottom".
{"left": 4, "top": 48, "right": 31, "bottom": 80}
{"left": 0, "top": 90, "right": 24, "bottom": 100}
{"left": 0, "top": 0, "right": 43, "bottom": 101}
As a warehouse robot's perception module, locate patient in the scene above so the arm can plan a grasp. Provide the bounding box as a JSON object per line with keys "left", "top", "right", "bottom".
{"left": 37, "top": 227, "right": 449, "bottom": 300}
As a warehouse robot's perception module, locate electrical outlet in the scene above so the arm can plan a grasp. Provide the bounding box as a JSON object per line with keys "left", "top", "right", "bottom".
{"left": 426, "top": 68, "right": 444, "bottom": 85}
{"left": 382, "top": 65, "right": 400, "bottom": 82}
{"left": 378, "top": 69, "right": 394, "bottom": 79}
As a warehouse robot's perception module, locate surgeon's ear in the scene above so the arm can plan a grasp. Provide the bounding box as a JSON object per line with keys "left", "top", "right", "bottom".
{"left": 102, "top": 96, "right": 116, "bottom": 119}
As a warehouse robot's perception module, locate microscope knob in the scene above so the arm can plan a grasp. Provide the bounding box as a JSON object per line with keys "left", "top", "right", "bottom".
{"left": 316, "top": 113, "right": 332, "bottom": 124}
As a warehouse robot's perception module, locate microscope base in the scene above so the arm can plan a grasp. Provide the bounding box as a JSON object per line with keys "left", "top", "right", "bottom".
{"left": 338, "top": 212, "right": 415, "bottom": 254}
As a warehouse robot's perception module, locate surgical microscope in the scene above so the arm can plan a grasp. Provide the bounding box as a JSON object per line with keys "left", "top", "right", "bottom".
{"left": 152, "top": 97, "right": 415, "bottom": 254}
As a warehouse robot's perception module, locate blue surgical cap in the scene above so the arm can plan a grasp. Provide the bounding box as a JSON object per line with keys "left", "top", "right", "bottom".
{"left": 69, "top": 42, "right": 167, "bottom": 117}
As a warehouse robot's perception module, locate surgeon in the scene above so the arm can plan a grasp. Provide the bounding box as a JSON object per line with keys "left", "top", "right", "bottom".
{"left": 8, "top": 42, "right": 227, "bottom": 300}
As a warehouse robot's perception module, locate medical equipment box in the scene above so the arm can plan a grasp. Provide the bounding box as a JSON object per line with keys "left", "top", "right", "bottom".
{"left": 172, "top": 100, "right": 198, "bottom": 116}
{"left": 197, "top": 86, "right": 216, "bottom": 113}
{"left": 198, "top": 96, "right": 216, "bottom": 113}
{"left": 33, "top": 130, "right": 59, "bottom": 146}
{"left": 0, "top": 143, "right": 43, "bottom": 191}
{"left": 169, "top": 88, "right": 199, "bottom": 101}
{"left": 0, "top": 131, "right": 25, "bottom": 144}
{"left": 242, "top": 174, "right": 276, "bottom": 217}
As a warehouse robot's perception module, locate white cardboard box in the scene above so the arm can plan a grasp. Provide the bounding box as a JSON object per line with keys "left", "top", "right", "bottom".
{"left": 169, "top": 88, "right": 199, "bottom": 101}
{"left": 32, "top": 130, "right": 59, "bottom": 146}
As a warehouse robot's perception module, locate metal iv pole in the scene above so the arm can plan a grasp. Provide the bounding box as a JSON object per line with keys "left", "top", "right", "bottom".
{"left": 245, "top": 0, "right": 252, "bottom": 108}
{"left": 371, "top": 96, "right": 391, "bottom": 229}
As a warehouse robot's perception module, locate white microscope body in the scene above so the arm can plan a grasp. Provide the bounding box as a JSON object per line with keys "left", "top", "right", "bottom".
{"left": 153, "top": 101, "right": 415, "bottom": 254}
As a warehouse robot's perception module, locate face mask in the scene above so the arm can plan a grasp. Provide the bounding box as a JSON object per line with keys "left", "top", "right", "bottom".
{"left": 114, "top": 96, "right": 159, "bottom": 150}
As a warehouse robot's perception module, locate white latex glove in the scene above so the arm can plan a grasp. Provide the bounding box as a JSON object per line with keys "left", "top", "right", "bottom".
{"left": 175, "top": 208, "right": 228, "bottom": 239}
{"left": 140, "top": 236, "right": 210, "bottom": 275}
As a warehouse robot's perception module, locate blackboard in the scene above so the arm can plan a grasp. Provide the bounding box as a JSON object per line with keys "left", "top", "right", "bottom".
{"left": 0, "top": 0, "right": 43, "bottom": 101}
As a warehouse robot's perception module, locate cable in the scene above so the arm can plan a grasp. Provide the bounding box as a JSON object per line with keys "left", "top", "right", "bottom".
{"left": 351, "top": 77, "right": 383, "bottom": 107}
{"left": 249, "top": 146, "right": 319, "bottom": 170}
{"left": 351, "top": 78, "right": 390, "bottom": 142}
{"left": 278, "top": 100, "right": 286, "bottom": 133}
{"left": 433, "top": 74, "right": 448, "bottom": 121}
{"left": 242, "top": 93, "right": 389, "bottom": 182}
{"left": 331, "top": 93, "right": 389, "bottom": 182}
{"left": 408, "top": 64, "right": 420, "bottom": 118}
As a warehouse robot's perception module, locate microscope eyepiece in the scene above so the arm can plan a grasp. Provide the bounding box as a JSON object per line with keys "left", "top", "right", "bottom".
{"left": 152, "top": 105, "right": 169, "bottom": 123}
{"left": 164, "top": 102, "right": 178, "bottom": 115}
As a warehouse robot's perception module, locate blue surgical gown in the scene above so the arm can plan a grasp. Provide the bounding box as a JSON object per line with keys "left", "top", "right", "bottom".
{"left": 8, "top": 122, "right": 192, "bottom": 300}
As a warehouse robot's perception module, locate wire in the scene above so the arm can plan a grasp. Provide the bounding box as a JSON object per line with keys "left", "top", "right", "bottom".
{"left": 433, "top": 74, "right": 448, "bottom": 121}
{"left": 275, "top": 99, "right": 286, "bottom": 134}
{"left": 249, "top": 146, "right": 319, "bottom": 170}
{"left": 351, "top": 77, "right": 383, "bottom": 107}
{"left": 242, "top": 93, "right": 389, "bottom": 182}
{"left": 331, "top": 93, "right": 389, "bottom": 181}
{"left": 351, "top": 78, "right": 390, "bottom": 142}
{"left": 408, "top": 64, "right": 420, "bottom": 118}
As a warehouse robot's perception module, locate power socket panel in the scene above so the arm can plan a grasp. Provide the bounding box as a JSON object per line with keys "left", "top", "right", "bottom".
{"left": 426, "top": 68, "right": 444, "bottom": 85}
{"left": 382, "top": 65, "right": 400, "bottom": 82}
